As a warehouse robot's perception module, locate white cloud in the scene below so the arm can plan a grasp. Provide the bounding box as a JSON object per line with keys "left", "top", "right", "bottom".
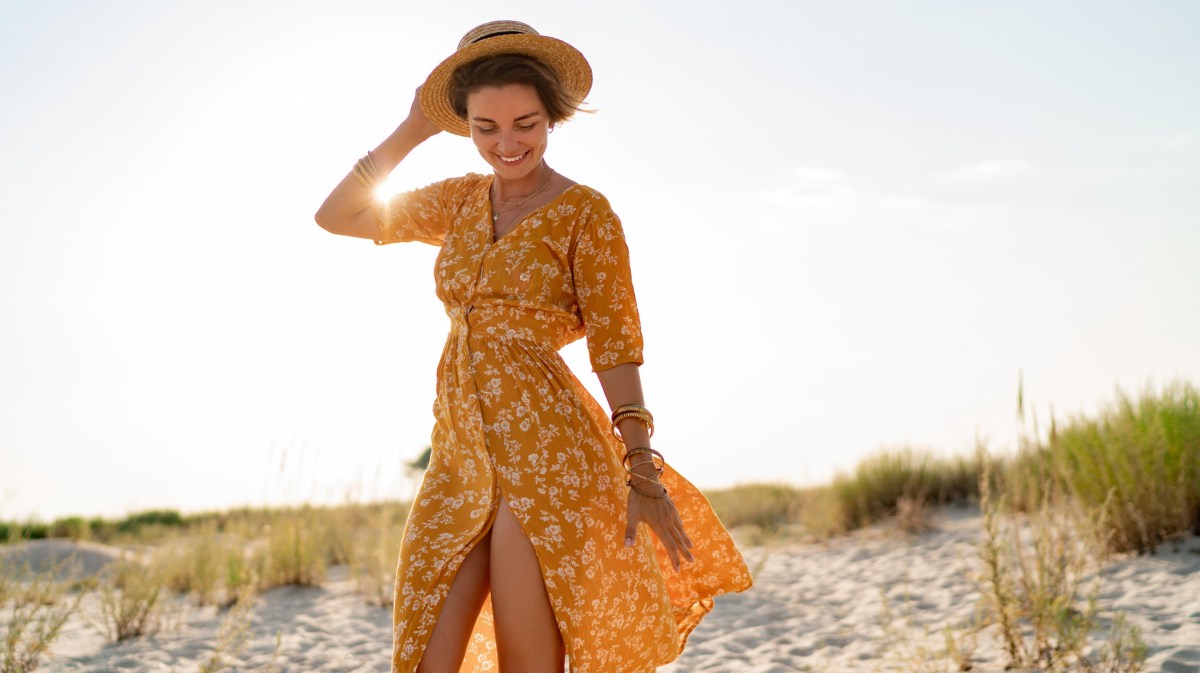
{"left": 761, "top": 165, "right": 857, "bottom": 208}
{"left": 763, "top": 166, "right": 1009, "bottom": 229}
{"left": 947, "top": 159, "right": 1033, "bottom": 180}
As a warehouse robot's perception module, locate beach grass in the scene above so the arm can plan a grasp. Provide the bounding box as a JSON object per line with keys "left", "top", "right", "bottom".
{"left": 1037, "top": 381, "right": 1200, "bottom": 554}
{"left": 704, "top": 483, "right": 805, "bottom": 535}
{"left": 346, "top": 500, "right": 409, "bottom": 608}
{"left": 98, "top": 555, "right": 165, "bottom": 642}
{"left": 0, "top": 555, "right": 87, "bottom": 673}
{"left": 976, "top": 454, "right": 1147, "bottom": 672}
{"left": 830, "top": 447, "right": 983, "bottom": 531}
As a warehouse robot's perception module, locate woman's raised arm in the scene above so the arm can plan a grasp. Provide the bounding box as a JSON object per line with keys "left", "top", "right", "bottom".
{"left": 314, "top": 87, "right": 442, "bottom": 240}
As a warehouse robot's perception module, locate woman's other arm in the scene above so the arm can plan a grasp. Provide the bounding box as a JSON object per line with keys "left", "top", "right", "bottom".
{"left": 314, "top": 88, "right": 441, "bottom": 239}
{"left": 597, "top": 362, "right": 695, "bottom": 572}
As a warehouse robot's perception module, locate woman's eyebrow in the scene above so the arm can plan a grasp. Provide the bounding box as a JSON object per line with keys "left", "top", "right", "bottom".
{"left": 471, "top": 111, "right": 543, "bottom": 123}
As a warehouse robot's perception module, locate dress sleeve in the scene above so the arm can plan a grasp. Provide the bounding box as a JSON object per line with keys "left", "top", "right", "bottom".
{"left": 374, "top": 178, "right": 458, "bottom": 247}
{"left": 571, "top": 195, "right": 645, "bottom": 372}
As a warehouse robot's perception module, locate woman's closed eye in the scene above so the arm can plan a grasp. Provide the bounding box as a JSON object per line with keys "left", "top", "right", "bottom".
{"left": 475, "top": 124, "right": 537, "bottom": 134}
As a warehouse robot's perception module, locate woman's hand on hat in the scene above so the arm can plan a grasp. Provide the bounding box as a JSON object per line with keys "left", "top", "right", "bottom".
{"left": 403, "top": 86, "right": 442, "bottom": 140}
{"left": 624, "top": 487, "right": 695, "bottom": 572}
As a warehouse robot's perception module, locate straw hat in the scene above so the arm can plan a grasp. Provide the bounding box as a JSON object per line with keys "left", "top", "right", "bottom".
{"left": 419, "top": 20, "right": 592, "bottom": 137}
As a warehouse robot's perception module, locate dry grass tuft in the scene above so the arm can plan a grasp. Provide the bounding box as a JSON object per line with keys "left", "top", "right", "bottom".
{"left": 1, "top": 556, "right": 87, "bottom": 673}
{"left": 975, "top": 450, "right": 1146, "bottom": 673}
{"left": 98, "top": 555, "right": 165, "bottom": 642}
{"left": 197, "top": 581, "right": 257, "bottom": 673}
{"left": 347, "top": 501, "right": 408, "bottom": 607}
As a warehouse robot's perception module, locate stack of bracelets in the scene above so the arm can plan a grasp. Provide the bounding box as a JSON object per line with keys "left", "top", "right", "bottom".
{"left": 612, "top": 404, "right": 667, "bottom": 499}
{"left": 352, "top": 151, "right": 381, "bottom": 190}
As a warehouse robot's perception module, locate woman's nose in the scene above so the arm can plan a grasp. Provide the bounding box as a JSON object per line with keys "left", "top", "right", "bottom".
{"left": 497, "top": 131, "right": 521, "bottom": 153}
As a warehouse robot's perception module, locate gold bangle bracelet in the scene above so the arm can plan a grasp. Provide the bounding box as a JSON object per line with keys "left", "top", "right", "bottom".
{"left": 611, "top": 412, "right": 654, "bottom": 439}
{"left": 622, "top": 447, "right": 664, "bottom": 471}
{"left": 610, "top": 403, "right": 652, "bottom": 424}
{"left": 352, "top": 164, "right": 370, "bottom": 189}
{"left": 625, "top": 470, "right": 659, "bottom": 484}
{"left": 627, "top": 458, "right": 662, "bottom": 473}
{"left": 612, "top": 408, "right": 653, "bottom": 425}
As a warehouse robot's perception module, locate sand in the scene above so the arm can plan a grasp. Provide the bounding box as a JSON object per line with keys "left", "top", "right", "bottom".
{"left": 4, "top": 506, "right": 1197, "bottom": 673}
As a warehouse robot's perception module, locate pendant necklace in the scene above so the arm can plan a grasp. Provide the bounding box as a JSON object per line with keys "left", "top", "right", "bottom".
{"left": 491, "top": 166, "right": 555, "bottom": 228}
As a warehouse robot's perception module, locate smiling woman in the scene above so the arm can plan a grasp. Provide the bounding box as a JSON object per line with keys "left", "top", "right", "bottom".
{"left": 314, "top": 19, "right": 751, "bottom": 673}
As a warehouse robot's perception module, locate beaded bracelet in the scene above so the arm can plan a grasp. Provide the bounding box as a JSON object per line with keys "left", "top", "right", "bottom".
{"left": 628, "top": 479, "right": 668, "bottom": 499}
{"left": 622, "top": 447, "right": 664, "bottom": 469}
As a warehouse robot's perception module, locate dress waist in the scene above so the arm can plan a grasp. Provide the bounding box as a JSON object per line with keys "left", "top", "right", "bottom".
{"left": 447, "top": 300, "right": 583, "bottom": 353}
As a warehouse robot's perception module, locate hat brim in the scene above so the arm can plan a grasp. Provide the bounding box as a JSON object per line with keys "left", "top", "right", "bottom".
{"left": 420, "top": 33, "right": 592, "bottom": 137}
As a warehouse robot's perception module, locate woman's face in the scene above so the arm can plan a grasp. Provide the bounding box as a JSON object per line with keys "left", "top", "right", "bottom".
{"left": 466, "top": 84, "right": 551, "bottom": 181}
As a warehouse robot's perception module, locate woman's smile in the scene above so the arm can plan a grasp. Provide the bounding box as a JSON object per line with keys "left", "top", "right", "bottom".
{"left": 498, "top": 150, "right": 530, "bottom": 165}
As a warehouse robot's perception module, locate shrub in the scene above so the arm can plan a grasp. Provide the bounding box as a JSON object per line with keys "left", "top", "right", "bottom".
{"left": 46, "top": 517, "right": 89, "bottom": 541}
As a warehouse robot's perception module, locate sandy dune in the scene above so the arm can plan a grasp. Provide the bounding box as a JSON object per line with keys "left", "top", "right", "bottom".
{"left": 0, "top": 539, "right": 128, "bottom": 581}
{"left": 6, "top": 507, "right": 1197, "bottom": 673}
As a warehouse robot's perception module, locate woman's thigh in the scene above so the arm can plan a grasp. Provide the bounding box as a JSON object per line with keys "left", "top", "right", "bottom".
{"left": 415, "top": 530, "right": 492, "bottom": 673}
{"left": 490, "top": 496, "right": 565, "bottom": 673}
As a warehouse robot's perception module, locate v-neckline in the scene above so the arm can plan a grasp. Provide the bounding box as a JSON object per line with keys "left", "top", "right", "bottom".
{"left": 486, "top": 177, "right": 581, "bottom": 245}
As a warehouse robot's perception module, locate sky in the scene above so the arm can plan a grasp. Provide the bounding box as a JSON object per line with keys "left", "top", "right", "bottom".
{"left": 1, "top": 1, "right": 1197, "bottom": 521}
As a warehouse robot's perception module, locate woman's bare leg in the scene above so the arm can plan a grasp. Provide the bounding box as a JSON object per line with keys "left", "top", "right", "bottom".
{"left": 490, "top": 496, "right": 566, "bottom": 673}
{"left": 415, "top": 531, "right": 492, "bottom": 673}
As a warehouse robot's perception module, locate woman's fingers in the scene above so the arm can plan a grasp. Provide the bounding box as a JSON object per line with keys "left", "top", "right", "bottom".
{"left": 650, "top": 501, "right": 690, "bottom": 570}
{"left": 666, "top": 514, "right": 694, "bottom": 563}
{"left": 624, "top": 493, "right": 642, "bottom": 547}
{"left": 624, "top": 493, "right": 695, "bottom": 572}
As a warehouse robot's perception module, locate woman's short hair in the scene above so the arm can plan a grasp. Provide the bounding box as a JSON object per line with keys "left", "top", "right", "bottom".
{"left": 448, "top": 54, "right": 585, "bottom": 125}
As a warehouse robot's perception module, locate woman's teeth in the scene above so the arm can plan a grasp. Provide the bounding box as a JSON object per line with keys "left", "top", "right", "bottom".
{"left": 500, "top": 152, "right": 528, "bottom": 164}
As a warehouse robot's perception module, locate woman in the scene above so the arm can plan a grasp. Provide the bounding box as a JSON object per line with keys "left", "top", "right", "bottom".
{"left": 315, "top": 20, "right": 751, "bottom": 673}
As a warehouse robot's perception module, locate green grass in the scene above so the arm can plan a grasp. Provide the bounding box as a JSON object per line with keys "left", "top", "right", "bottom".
{"left": 704, "top": 483, "right": 805, "bottom": 534}
{"left": 830, "top": 448, "right": 983, "bottom": 531}
{"left": 1038, "top": 381, "right": 1200, "bottom": 554}
{"left": 715, "top": 380, "right": 1198, "bottom": 549}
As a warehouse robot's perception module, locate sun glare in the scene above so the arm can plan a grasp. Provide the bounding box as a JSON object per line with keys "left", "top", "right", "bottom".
{"left": 374, "top": 175, "right": 403, "bottom": 203}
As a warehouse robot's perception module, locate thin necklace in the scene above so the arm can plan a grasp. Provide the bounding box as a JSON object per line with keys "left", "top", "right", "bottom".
{"left": 491, "top": 166, "right": 554, "bottom": 223}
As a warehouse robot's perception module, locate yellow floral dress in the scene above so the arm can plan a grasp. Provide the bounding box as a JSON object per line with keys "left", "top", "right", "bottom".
{"left": 376, "top": 173, "right": 752, "bottom": 673}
